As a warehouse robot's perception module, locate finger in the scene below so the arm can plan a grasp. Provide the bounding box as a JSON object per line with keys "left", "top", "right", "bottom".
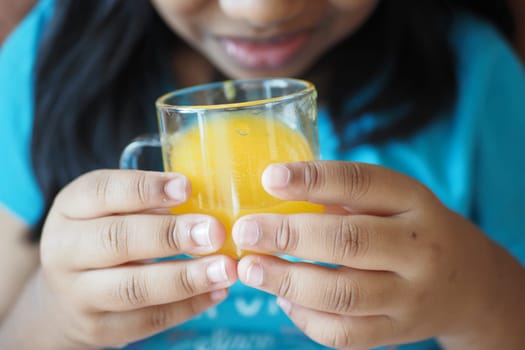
{"left": 58, "top": 214, "right": 226, "bottom": 269}
{"left": 86, "top": 291, "right": 228, "bottom": 348}
{"left": 262, "top": 161, "right": 434, "bottom": 215}
{"left": 53, "top": 170, "right": 190, "bottom": 219}
{"left": 76, "top": 256, "right": 237, "bottom": 312}
{"left": 276, "top": 301, "right": 399, "bottom": 350}
{"left": 238, "top": 255, "right": 403, "bottom": 316}
{"left": 233, "top": 213, "right": 414, "bottom": 270}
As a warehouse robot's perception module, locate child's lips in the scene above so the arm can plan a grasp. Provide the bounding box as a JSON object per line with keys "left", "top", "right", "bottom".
{"left": 219, "top": 31, "right": 310, "bottom": 69}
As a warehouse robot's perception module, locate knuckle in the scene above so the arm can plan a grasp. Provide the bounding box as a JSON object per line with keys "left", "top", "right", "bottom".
{"left": 117, "top": 272, "right": 149, "bottom": 307}
{"left": 51, "top": 188, "right": 68, "bottom": 214}
{"left": 78, "top": 315, "right": 111, "bottom": 348}
{"left": 330, "top": 326, "right": 355, "bottom": 350}
{"left": 88, "top": 169, "right": 158, "bottom": 207}
{"left": 277, "top": 270, "right": 297, "bottom": 300}
{"left": 99, "top": 218, "right": 129, "bottom": 258}
{"left": 133, "top": 172, "right": 152, "bottom": 205}
{"left": 39, "top": 246, "right": 54, "bottom": 269}
{"left": 40, "top": 232, "right": 61, "bottom": 269}
{"left": 93, "top": 170, "right": 114, "bottom": 205}
{"left": 145, "top": 306, "right": 172, "bottom": 332}
{"left": 323, "top": 275, "right": 358, "bottom": 315}
{"left": 420, "top": 242, "right": 444, "bottom": 273}
{"left": 303, "top": 161, "right": 325, "bottom": 192}
{"left": 334, "top": 218, "right": 369, "bottom": 262}
{"left": 301, "top": 318, "right": 318, "bottom": 342}
{"left": 304, "top": 320, "right": 354, "bottom": 350}
{"left": 411, "top": 181, "right": 438, "bottom": 208}
{"left": 156, "top": 217, "right": 181, "bottom": 253}
{"left": 188, "top": 295, "right": 205, "bottom": 316}
{"left": 177, "top": 266, "right": 199, "bottom": 296}
{"left": 343, "top": 163, "right": 372, "bottom": 201}
{"left": 274, "top": 217, "right": 298, "bottom": 252}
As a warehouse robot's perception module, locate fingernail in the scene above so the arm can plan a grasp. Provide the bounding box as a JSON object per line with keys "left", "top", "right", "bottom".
{"left": 210, "top": 289, "right": 228, "bottom": 302}
{"left": 233, "top": 220, "right": 260, "bottom": 246}
{"left": 191, "top": 221, "right": 212, "bottom": 248}
{"left": 246, "top": 262, "right": 264, "bottom": 286}
{"left": 262, "top": 164, "right": 291, "bottom": 189}
{"left": 277, "top": 297, "right": 292, "bottom": 315}
{"left": 207, "top": 260, "right": 228, "bottom": 284}
{"left": 164, "top": 177, "right": 187, "bottom": 202}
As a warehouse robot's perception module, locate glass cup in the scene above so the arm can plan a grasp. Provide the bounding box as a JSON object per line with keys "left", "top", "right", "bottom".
{"left": 120, "top": 78, "right": 323, "bottom": 259}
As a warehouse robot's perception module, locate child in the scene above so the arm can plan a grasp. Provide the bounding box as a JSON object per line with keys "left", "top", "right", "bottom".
{"left": 1, "top": 1, "right": 524, "bottom": 349}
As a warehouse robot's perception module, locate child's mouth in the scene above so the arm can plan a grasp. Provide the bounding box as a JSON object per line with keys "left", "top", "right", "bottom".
{"left": 219, "top": 31, "right": 310, "bottom": 69}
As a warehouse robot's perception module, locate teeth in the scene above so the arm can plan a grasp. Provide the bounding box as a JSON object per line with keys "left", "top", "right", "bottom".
{"left": 219, "top": 31, "right": 309, "bottom": 69}
{"left": 224, "top": 31, "right": 304, "bottom": 45}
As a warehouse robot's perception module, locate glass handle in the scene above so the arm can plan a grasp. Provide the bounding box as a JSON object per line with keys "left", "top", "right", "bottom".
{"left": 119, "top": 134, "right": 161, "bottom": 169}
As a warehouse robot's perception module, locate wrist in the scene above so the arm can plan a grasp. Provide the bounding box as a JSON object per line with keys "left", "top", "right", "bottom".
{"left": 438, "top": 253, "right": 525, "bottom": 350}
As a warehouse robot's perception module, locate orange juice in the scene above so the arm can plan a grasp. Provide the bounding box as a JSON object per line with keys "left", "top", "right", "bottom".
{"left": 165, "top": 113, "right": 324, "bottom": 258}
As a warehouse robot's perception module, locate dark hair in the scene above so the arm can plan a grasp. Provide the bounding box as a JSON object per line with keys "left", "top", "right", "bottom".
{"left": 454, "top": 0, "right": 514, "bottom": 37}
{"left": 30, "top": 0, "right": 513, "bottom": 241}
{"left": 31, "top": 0, "right": 174, "bottom": 240}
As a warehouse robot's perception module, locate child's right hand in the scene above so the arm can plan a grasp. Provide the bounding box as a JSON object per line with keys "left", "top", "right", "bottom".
{"left": 38, "top": 170, "right": 237, "bottom": 349}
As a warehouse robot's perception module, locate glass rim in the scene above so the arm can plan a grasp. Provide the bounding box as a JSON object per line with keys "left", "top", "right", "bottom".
{"left": 155, "top": 78, "right": 315, "bottom": 111}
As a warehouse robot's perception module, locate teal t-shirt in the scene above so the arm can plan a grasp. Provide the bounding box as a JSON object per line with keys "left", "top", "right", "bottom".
{"left": 1, "top": 1, "right": 524, "bottom": 350}
{"left": 0, "top": 0, "right": 52, "bottom": 224}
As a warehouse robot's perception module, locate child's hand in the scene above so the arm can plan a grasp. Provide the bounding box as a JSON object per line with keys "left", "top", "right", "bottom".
{"left": 38, "top": 170, "right": 237, "bottom": 349}
{"left": 234, "top": 161, "right": 524, "bottom": 349}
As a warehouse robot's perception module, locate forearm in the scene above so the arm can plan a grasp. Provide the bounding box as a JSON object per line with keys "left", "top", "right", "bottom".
{"left": 439, "top": 257, "right": 525, "bottom": 350}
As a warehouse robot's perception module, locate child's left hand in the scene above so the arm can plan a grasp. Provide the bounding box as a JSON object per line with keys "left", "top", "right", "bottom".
{"left": 233, "top": 161, "right": 525, "bottom": 350}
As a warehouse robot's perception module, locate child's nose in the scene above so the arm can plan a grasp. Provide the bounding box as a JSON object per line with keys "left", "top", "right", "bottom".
{"left": 218, "top": 0, "right": 306, "bottom": 28}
